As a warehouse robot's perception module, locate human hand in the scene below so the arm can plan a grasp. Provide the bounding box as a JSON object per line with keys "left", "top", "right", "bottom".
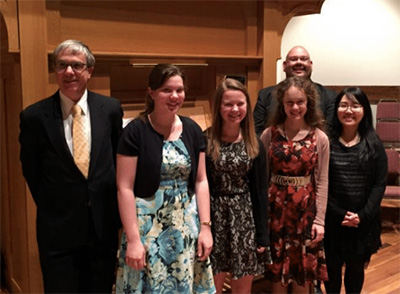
{"left": 197, "top": 227, "right": 213, "bottom": 261}
{"left": 257, "top": 246, "right": 266, "bottom": 254}
{"left": 311, "top": 224, "right": 324, "bottom": 243}
{"left": 125, "top": 240, "right": 146, "bottom": 270}
{"left": 342, "top": 211, "right": 360, "bottom": 227}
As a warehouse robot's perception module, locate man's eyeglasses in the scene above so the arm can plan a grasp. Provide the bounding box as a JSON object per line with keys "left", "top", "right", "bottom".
{"left": 55, "top": 61, "right": 87, "bottom": 72}
{"left": 338, "top": 103, "right": 363, "bottom": 112}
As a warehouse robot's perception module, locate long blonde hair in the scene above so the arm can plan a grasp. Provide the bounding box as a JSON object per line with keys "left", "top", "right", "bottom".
{"left": 207, "top": 78, "right": 259, "bottom": 161}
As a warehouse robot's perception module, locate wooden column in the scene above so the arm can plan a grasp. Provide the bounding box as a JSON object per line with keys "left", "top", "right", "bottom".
{"left": 16, "top": 0, "right": 48, "bottom": 292}
{"left": 258, "top": 0, "right": 284, "bottom": 88}
{"left": 19, "top": 0, "right": 49, "bottom": 107}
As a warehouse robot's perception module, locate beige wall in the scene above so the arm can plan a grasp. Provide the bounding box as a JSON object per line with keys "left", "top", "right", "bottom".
{"left": 281, "top": 0, "right": 400, "bottom": 86}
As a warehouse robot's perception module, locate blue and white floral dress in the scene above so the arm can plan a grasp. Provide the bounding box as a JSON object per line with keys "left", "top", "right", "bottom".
{"left": 116, "top": 139, "right": 215, "bottom": 294}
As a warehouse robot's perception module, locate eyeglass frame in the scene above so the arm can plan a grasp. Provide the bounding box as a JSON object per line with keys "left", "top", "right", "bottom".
{"left": 54, "top": 61, "right": 88, "bottom": 73}
{"left": 337, "top": 103, "right": 363, "bottom": 112}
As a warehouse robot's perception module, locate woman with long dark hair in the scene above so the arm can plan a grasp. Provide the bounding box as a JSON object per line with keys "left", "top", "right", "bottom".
{"left": 324, "top": 87, "right": 388, "bottom": 294}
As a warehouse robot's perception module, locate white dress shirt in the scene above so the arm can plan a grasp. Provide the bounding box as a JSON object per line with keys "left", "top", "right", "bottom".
{"left": 59, "top": 90, "right": 92, "bottom": 155}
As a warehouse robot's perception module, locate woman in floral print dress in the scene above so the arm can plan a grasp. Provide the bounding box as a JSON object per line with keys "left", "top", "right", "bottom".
{"left": 115, "top": 64, "right": 215, "bottom": 294}
{"left": 260, "top": 77, "right": 329, "bottom": 294}
{"left": 205, "top": 78, "right": 270, "bottom": 294}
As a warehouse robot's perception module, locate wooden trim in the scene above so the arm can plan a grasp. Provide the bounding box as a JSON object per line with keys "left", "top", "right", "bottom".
{"left": 326, "top": 86, "right": 400, "bottom": 103}
{"left": 46, "top": 51, "right": 263, "bottom": 67}
{"left": 0, "top": 0, "right": 19, "bottom": 52}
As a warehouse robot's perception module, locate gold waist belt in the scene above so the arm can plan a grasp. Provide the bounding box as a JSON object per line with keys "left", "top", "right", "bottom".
{"left": 270, "top": 174, "right": 311, "bottom": 186}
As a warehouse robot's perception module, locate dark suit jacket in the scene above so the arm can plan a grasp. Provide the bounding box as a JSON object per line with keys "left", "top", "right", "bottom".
{"left": 19, "top": 90, "right": 123, "bottom": 250}
{"left": 253, "top": 81, "right": 337, "bottom": 135}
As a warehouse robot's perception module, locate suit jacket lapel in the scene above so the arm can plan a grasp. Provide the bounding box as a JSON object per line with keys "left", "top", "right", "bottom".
{"left": 43, "top": 91, "right": 76, "bottom": 166}
{"left": 88, "top": 91, "right": 106, "bottom": 177}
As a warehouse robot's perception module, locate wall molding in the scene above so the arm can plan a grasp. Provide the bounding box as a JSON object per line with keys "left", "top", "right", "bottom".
{"left": 326, "top": 86, "right": 400, "bottom": 103}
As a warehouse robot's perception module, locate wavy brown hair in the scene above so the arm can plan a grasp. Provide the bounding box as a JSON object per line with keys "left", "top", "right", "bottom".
{"left": 207, "top": 78, "right": 259, "bottom": 160}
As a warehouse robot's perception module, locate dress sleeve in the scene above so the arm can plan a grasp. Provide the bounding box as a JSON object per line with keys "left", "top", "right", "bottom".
{"left": 358, "top": 142, "right": 388, "bottom": 224}
{"left": 314, "top": 129, "right": 330, "bottom": 226}
{"left": 260, "top": 127, "right": 272, "bottom": 183}
{"left": 117, "top": 119, "right": 141, "bottom": 156}
{"left": 249, "top": 139, "right": 269, "bottom": 246}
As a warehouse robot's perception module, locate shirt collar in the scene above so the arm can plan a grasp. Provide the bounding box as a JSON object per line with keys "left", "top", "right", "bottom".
{"left": 59, "top": 90, "right": 89, "bottom": 119}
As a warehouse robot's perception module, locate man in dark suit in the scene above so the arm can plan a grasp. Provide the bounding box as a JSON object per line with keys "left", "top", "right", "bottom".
{"left": 253, "top": 46, "right": 337, "bottom": 135}
{"left": 19, "top": 40, "right": 123, "bottom": 293}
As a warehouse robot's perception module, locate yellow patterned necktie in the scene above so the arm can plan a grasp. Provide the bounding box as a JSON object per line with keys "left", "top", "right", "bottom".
{"left": 72, "top": 104, "right": 90, "bottom": 178}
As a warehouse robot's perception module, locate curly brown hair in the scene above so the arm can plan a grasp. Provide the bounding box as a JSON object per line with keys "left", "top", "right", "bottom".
{"left": 268, "top": 76, "right": 324, "bottom": 130}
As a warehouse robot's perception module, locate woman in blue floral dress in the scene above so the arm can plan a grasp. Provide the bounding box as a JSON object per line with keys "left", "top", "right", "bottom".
{"left": 115, "top": 64, "right": 215, "bottom": 294}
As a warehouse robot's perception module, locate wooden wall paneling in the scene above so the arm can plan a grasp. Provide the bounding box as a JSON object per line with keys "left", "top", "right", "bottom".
{"left": 242, "top": 0, "right": 258, "bottom": 56}
{"left": 1, "top": 10, "right": 32, "bottom": 294}
{"left": 247, "top": 65, "right": 261, "bottom": 109}
{"left": 1, "top": 73, "right": 12, "bottom": 292}
{"left": 326, "top": 86, "right": 400, "bottom": 103}
{"left": 19, "top": 0, "right": 50, "bottom": 107}
{"left": 87, "top": 61, "right": 112, "bottom": 97}
{"left": 0, "top": 0, "right": 19, "bottom": 53}
{"left": 45, "top": 0, "right": 62, "bottom": 49}
{"left": 49, "top": 1, "right": 253, "bottom": 56}
{"left": 259, "top": 1, "right": 284, "bottom": 88}
{"left": 88, "top": 75, "right": 111, "bottom": 97}
{"left": 17, "top": 0, "right": 50, "bottom": 292}
{"left": 110, "top": 65, "right": 152, "bottom": 106}
{"left": 1, "top": 56, "right": 31, "bottom": 293}
{"left": 0, "top": 22, "right": 21, "bottom": 290}
{"left": 282, "top": 0, "right": 324, "bottom": 18}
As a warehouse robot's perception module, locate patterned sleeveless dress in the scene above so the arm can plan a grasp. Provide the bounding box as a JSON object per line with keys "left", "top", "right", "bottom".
{"left": 116, "top": 139, "right": 215, "bottom": 294}
{"left": 209, "top": 141, "right": 265, "bottom": 279}
{"left": 266, "top": 126, "right": 328, "bottom": 286}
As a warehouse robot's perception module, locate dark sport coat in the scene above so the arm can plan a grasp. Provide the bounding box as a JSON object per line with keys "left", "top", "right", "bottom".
{"left": 19, "top": 90, "right": 123, "bottom": 250}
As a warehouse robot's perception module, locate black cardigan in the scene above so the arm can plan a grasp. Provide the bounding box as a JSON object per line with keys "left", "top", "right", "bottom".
{"left": 117, "top": 115, "right": 205, "bottom": 198}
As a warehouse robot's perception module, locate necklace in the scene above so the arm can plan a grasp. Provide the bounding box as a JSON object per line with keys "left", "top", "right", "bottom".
{"left": 282, "top": 124, "right": 300, "bottom": 141}
{"left": 222, "top": 132, "right": 242, "bottom": 143}
{"left": 148, "top": 114, "right": 177, "bottom": 139}
{"left": 339, "top": 133, "right": 360, "bottom": 147}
